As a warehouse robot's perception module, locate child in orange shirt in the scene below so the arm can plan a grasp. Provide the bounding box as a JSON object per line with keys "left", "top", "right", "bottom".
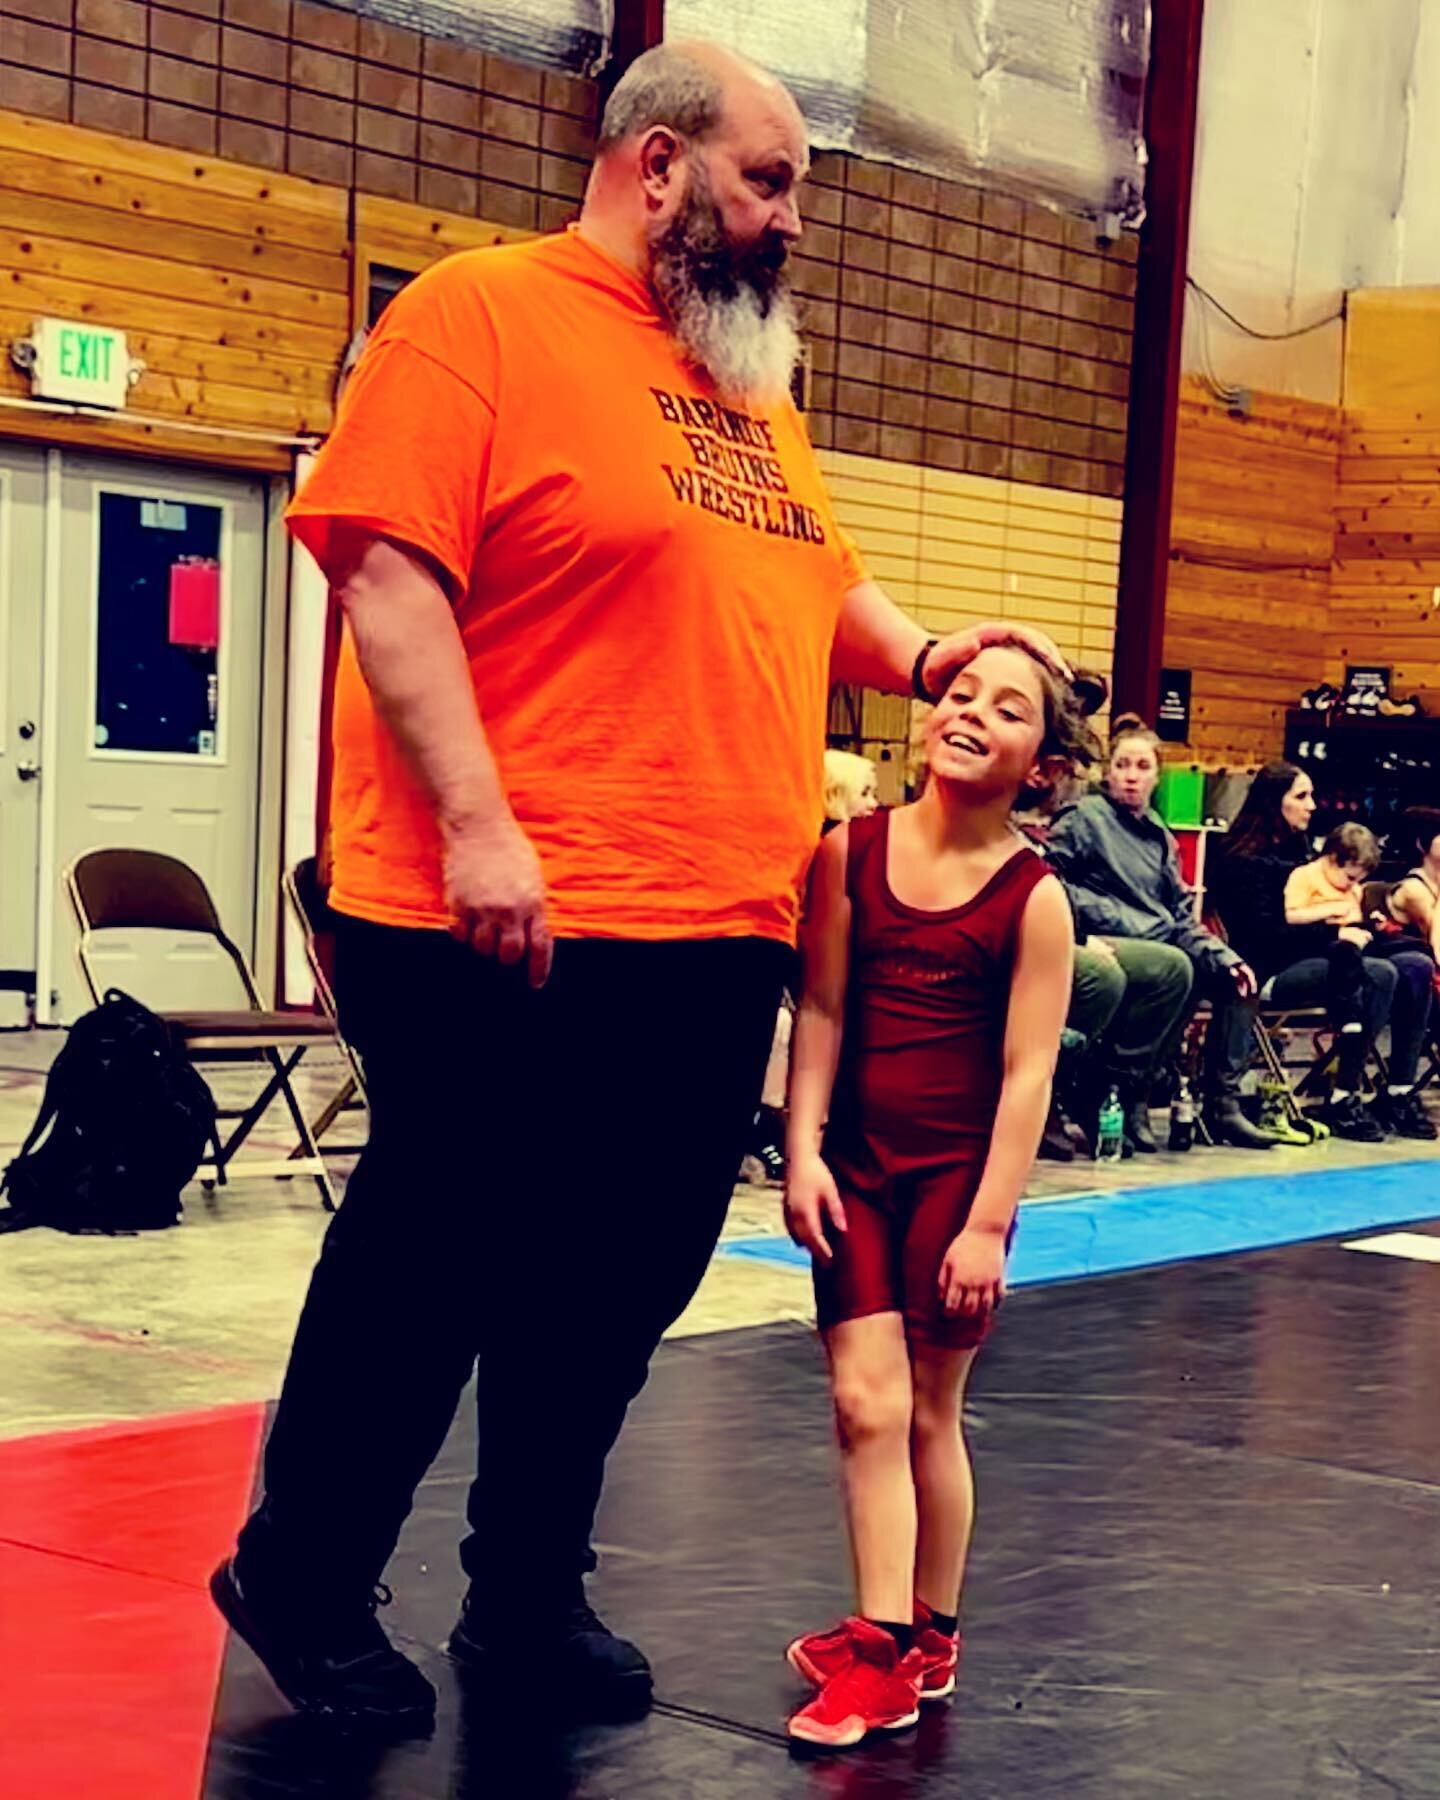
{"left": 1282, "top": 823, "right": 1380, "bottom": 931}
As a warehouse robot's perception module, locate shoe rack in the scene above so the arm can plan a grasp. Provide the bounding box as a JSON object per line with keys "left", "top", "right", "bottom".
{"left": 1285, "top": 709, "right": 1440, "bottom": 858}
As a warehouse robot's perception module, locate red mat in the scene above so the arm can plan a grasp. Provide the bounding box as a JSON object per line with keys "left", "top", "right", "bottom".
{"left": 0, "top": 1405, "right": 264, "bottom": 1800}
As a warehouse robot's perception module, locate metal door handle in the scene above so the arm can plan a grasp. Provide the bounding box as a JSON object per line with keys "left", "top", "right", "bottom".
{"left": 16, "top": 760, "right": 39, "bottom": 781}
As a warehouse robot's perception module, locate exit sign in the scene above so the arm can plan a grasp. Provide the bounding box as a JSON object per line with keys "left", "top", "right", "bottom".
{"left": 29, "top": 318, "right": 132, "bottom": 409}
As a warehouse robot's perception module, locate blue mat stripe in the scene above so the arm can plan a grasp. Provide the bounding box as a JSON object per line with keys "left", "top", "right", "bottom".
{"left": 723, "top": 1159, "right": 1440, "bottom": 1288}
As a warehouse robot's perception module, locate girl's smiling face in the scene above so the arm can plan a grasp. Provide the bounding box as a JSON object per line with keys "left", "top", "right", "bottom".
{"left": 926, "top": 645, "right": 1049, "bottom": 797}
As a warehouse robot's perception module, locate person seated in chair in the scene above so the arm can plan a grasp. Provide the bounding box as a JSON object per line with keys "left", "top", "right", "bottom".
{"left": 1384, "top": 808, "right": 1440, "bottom": 960}
{"left": 1209, "top": 767, "right": 1431, "bottom": 1141}
{"left": 1288, "top": 823, "right": 1435, "bottom": 1138}
{"left": 1046, "top": 724, "right": 1269, "bottom": 1152}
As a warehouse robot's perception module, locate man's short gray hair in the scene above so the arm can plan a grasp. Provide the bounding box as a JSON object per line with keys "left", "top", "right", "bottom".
{"left": 598, "top": 45, "right": 724, "bottom": 149}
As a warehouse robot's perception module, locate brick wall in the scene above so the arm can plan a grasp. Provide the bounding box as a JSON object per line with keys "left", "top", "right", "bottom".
{"left": 0, "top": 0, "right": 595, "bottom": 227}
{"left": 792, "top": 155, "right": 1135, "bottom": 500}
{"left": 1, "top": 0, "right": 1135, "bottom": 498}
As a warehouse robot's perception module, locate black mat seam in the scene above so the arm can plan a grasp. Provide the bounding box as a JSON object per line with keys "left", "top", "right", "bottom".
{"left": 652, "top": 1697, "right": 789, "bottom": 1749}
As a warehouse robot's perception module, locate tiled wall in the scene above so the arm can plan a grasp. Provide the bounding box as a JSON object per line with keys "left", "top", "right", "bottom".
{"left": 820, "top": 446, "right": 1121, "bottom": 789}
{"left": 0, "top": 0, "right": 595, "bottom": 227}
{"left": 820, "top": 448, "right": 1120, "bottom": 673}
{"left": 794, "top": 158, "right": 1135, "bottom": 500}
{"left": 0, "top": 0, "right": 1136, "bottom": 500}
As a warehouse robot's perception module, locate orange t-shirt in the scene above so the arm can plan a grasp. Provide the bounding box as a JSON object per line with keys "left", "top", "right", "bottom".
{"left": 1284, "top": 859, "right": 1363, "bottom": 924}
{"left": 288, "top": 227, "right": 864, "bottom": 945}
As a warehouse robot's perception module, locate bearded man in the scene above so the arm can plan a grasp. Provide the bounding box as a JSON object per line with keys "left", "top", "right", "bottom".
{"left": 213, "top": 40, "right": 1059, "bottom": 1734}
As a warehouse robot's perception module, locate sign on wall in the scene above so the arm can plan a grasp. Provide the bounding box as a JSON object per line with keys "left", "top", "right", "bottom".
{"left": 1156, "top": 667, "right": 1192, "bottom": 743}
{"left": 25, "top": 319, "right": 135, "bottom": 410}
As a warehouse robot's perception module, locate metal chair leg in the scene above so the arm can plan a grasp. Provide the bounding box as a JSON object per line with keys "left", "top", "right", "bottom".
{"left": 267, "top": 1046, "right": 336, "bottom": 1211}
{"left": 296, "top": 1073, "right": 358, "bottom": 1151}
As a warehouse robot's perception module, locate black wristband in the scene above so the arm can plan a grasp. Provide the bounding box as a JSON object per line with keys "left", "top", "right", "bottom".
{"left": 912, "top": 638, "right": 939, "bottom": 704}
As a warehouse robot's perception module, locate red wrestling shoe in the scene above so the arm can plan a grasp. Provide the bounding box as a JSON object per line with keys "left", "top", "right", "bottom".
{"left": 786, "top": 1615, "right": 859, "bottom": 1686}
{"left": 914, "top": 1614, "right": 960, "bottom": 1701}
{"left": 786, "top": 1620, "right": 922, "bottom": 1749}
{"left": 789, "top": 1602, "right": 960, "bottom": 1700}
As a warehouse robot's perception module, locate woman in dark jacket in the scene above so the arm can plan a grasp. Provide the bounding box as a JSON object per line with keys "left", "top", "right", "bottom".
{"left": 1047, "top": 725, "right": 1268, "bottom": 1151}
{"left": 1209, "top": 762, "right": 1432, "bottom": 1140}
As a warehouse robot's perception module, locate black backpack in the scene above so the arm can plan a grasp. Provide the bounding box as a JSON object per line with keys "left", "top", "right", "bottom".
{"left": 0, "top": 990, "right": 218, "bottom": 1235}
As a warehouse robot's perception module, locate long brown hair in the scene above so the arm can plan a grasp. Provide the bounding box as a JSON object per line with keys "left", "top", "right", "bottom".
{"left": 1225, "top": 761, "right": 1306, "bottom": 857}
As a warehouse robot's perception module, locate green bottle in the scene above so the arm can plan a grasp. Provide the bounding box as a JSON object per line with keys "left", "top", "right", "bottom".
{"left": 1097, "top": 1087, "right": 1126, "bottom": 1163}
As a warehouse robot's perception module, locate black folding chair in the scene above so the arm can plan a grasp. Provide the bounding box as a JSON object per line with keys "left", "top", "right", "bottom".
{"left": 67, "top": 849, "right": 339, "bottom": 1210}
{"left": 282, "top": 857, "right": 368, "bottom": 1153}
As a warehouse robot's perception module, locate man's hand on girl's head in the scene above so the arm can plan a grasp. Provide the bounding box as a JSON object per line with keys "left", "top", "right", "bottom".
{"left": 923, "top": 623, "right": 1072, "bottom": 702}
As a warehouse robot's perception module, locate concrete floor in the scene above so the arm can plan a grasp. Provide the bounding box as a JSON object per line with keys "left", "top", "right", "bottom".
{"left": 2, "top": 1027, "right": 1437, "bottom": 1442}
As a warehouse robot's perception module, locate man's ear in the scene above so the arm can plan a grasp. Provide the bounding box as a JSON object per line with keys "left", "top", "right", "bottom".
{"left": 638, "top": 127, "right": 684, "bottom": 210}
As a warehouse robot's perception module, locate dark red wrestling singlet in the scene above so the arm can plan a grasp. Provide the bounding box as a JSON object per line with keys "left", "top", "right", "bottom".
{"left": 815, "top": 809, "right": 1054, "bottom": 1348}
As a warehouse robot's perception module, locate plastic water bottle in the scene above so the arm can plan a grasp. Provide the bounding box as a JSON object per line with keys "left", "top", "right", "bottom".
{"left": 1169, "top": 1077, "right": 1195, "bottom": 1153}
{"left": 1096, "top": 1088, "right": 1126, "bottom": 1163}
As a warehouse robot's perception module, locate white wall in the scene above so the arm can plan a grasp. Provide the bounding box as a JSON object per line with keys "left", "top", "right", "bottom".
{"left": 1184, "top": 0, "right": 1438, "bottom": 403}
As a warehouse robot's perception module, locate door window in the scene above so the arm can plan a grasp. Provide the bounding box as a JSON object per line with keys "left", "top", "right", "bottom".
{"left": 93, "top": 492, "right": 224, "bottom": 758}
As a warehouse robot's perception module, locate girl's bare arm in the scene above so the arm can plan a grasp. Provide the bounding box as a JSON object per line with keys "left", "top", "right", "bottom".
{"left": 966, "top": 876, "right": 1076, "bottom": 1238}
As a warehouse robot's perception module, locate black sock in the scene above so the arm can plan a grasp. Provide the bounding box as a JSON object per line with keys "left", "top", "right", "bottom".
{"left": 868, "top": 1618, "right": 914, "bottom": 1654}
{"left": 928, "top": 1609, "right": 959, "bottom": 1638}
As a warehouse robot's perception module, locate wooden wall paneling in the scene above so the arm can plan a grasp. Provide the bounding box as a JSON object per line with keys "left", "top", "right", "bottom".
{"left": 351, "top": 193, "right": 535, "bottom": 327}
{"left": 1162, "top": 379, "right": 1340, "bottom": 765}
{"left": 1332, "top": 294, "right": 1440, "bottom": 705}
{"left": 0, "top": 114, "right": 349, "bottom": 235}
{"left": 0, "top": 115, "right": 350, "bottom": 465}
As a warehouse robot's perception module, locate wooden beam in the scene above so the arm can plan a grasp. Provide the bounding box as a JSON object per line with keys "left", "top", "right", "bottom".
{"left": 1113, "top": 0, "right": 1206, "bottom": 720}
{"left": 606, "top": 0, "right": 665, "bottom": 95}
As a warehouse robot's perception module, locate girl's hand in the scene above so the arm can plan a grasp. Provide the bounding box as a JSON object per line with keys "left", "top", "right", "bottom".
{"left": 1338, "top": 925, "right": 1372, "bottom": 950}
{"left": 784, "top": 1154, "right": 847, "bottom": 1264}
{"left": 939, "top": 1226, "right": 1007, "bottom": 1317}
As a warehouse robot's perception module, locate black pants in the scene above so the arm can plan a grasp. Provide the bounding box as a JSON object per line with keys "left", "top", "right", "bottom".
{"left": 237, "top": 922, "right": 789, "bottom": 1615}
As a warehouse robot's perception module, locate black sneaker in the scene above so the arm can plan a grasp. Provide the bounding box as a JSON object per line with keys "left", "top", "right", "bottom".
{"left": 752, "top": 1140, "right": 786, "bottom": 1184}
{"left": 1323, "top": 1095, "right": 1385, "bottom": 1143}
{"left": 1038, "top": 1106, "right": 1076, "bottom": 1162}
{"left": 1375, "top": 1090, "right": 1437, "bottom": 1141}
{"left": 448, "top": 1591, "right": 653, "bottom": 1720}
{"left": 1125, "top": 1101, "right": 1159, "bottom": 1154}
{"left": 210, "top": 1559, "right": 436, "bottom": 1737}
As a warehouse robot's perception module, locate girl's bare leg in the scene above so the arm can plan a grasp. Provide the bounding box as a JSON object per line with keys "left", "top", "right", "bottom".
{"left": 824, "top": 1312, "right": 916, "bottom": 1622}
{"left": 909, "top": 1343, "right": 979, "bottom": 1617}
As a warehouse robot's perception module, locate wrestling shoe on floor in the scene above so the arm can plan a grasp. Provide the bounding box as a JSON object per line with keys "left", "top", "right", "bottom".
{"left": 787, "top": 1620, "right": 923, "bottom": 1749}
{"left": 787, "top": 1615, "right": 858, "bottom": 1686}
{"left": 913, "top": 1616, "right": 961, "bottom": 1700}
{"left": 1323, "top": 1094, "right": 1385, "bottom": 1142}
{"left": 789, "top": 1605, "right": 960, "bottom": 1701}
{"left": 210, "top": 1560, "right": 436, "bottom": 1737}
{"left": 448, "top": 1591, "right": 653, "bottom": 1719}
{"left": 1371, "top": 1089, "right": 1437, "bottom": 1140}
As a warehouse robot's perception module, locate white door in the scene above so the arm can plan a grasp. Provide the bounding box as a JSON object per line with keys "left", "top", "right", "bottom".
{"left": 50, "top": 456, "right": 267, "bottom": 1021}
{"left": 0, "top": 446, "right": 45, "bottom": 1027}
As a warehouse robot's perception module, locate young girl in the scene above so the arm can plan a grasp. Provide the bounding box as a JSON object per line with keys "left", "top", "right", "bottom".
{"left": 1386, "top": 808, "right": 1440, "bottom": 960}
{"left": 782, "top": 641, "right": 1093, "bottom": 1750}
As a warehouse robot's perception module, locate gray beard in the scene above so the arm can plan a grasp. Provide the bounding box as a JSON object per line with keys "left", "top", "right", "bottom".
{"left": 649, "top": 181, "right": 801, "bottom": 409}
{"left": 663, "top": 279, "right": 801, "bottom": 410}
